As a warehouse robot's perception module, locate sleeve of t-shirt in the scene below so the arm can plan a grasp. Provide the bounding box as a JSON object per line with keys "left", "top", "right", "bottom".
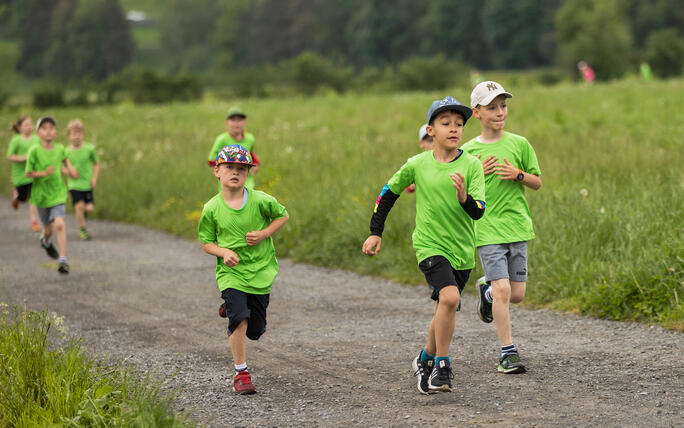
{"left": 468, "top": 159, "right": 486, "bottom": 203}
{"left": 198, "top": 204, "right": 217, "bottom": 244}
{"left": 259, "top": 194, "right": 288, "bottom": 220}
{"left": 521, "top": 139, "right": 541, "bottom": 176}
{"left": 90, "top": 145, "right": 99, "bottom": 163}
{"left": 24, "top": 147, "right": 37, "bottom": 173}
{"left": 6, "top": 137, "right": 17, "bottom": 156}
{"left": 386, "top": 159, "right": 415, "bottom": 194}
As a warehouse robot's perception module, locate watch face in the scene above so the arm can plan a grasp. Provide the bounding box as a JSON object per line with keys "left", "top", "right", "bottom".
{"left": 517, "top": 172, "right": 524, "bottom": 181}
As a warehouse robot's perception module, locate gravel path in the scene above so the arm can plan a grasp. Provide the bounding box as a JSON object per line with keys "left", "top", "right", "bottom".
{"left": 1, "top": 198, "right": 682, "bottom": 427}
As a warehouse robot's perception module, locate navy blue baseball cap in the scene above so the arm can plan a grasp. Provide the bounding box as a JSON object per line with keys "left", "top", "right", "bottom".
{"left": 426, "top": 96, "right": 472, "bottom": 125}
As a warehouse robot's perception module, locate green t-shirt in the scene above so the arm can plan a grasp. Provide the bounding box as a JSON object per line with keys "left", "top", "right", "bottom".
{"left": 208, "top": 132, "right": 256, "bottom": 190}
{"left": 6, "top": 134, "right": 39, "bottom": 186}
{"left": 387, "top": 150, "right": 486, "bottom": 270}
{"left": 66, "top": 143, "right": 99, "bottom": 191}
{"left": 198, "top": 189, "right": 287, "bottom": 294}
{"left": 25, "top": 143, "right": 68, "bottom": 208}
{"left": 461, "top": 131, "right": 541, "bottom": 246}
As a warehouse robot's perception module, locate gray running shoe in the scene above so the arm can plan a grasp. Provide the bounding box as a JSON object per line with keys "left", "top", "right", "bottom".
{"left": 58, "top": 260, "right": 69, "bottom": 274}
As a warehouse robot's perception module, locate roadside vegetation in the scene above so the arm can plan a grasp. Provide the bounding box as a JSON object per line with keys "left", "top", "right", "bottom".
{"left": 0, "top": 303, "right": 192, "bottom": 427}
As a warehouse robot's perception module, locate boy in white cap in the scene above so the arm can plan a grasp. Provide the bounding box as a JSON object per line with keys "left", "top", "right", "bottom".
{"left": 461, "top": 81, "right": 542, "bottom": 374}
{"left": 363, "top": 96, "right": 485, "bottom": 394}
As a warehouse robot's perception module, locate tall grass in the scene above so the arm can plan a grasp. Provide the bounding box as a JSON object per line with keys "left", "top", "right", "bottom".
{"left": 0, "top": 303, "right": 192, "bottom": 427}
{"left": 1, "top": 80, "right": 682, "bottom": 328}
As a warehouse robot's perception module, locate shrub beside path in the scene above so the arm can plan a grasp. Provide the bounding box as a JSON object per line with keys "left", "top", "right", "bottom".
{"left": 1, "top": 198, "right": 682, "bottom": 427}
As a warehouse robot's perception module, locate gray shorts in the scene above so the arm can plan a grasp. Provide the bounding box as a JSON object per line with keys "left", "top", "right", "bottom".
{"left": 478, "top": 242, "right": 528, "bottom": 282}
{"left": 38, "top": 204, "right": 66, "bottom": 226}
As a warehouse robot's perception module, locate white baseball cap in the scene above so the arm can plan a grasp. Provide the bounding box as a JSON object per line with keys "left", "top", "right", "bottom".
{"left": 470, "top": 81, "right": 513, "bottom": 108}
{"left": 418, "top": 124, "right": 429, "bottom": 140}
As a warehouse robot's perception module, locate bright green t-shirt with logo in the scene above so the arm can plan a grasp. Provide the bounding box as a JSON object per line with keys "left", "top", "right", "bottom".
{"left": 208, "top": 132, "right": 256, "bottom": 190}
{"left": 461, "top": 131, "right": 541, "bottom": 246}
{"left": 198, "top": 189, "right": 287, "bottom": 294}
{"left": 25, "top": 143, "right": 68, "bottom": 208}
{"left": 387, "top": 150, "right": 486, "bottom": 270}
{"left": 66, "top": 143, "right": 99, "bottom": 191}
{"left": 6, "top": 134, "right": 39, "bottom": 186}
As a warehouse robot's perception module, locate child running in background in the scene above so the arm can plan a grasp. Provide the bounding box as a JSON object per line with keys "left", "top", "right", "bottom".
{"left": 25, "top": 117, "right": 79, "bottom": 274}
{"left": 6, "top": 115, "right": 41, "bottom": 231}
{"left": 207, "top": 107, "right": 259, "bottom": 190}
{"left": 461, "top": 81, "right": 542, "bottom": 374}
{"left": 198, "top": 145, "right": 289, "bottom": 395}
{"left": 405, "top": 124, "right": 434, "bottom": 193}
{"left": 64, "top": 119, "right": 100, "bottom": 241}
{"left": 362, "top": 96, "right": 485, "bottom": 394}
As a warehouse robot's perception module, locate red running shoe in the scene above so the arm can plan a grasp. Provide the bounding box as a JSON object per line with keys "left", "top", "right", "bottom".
{"left": 219, "top": 302, "right": 227, "bottom": 318}
{"left": 233, "top": 370, "right": 256, "bottom": 395}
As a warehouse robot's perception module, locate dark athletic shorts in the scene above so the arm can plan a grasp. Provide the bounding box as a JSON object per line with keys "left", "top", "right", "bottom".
{"left": 418, "top": 255, "right": 471, "bottom": 301}
{"left": 221, "top": 288, "right": 270, "bottom": 340}
{"left": 69, "top": 189, "right": 94, "bottom": 206}
{"left": 15, "top": 183, "right": 32, "bottom": 202}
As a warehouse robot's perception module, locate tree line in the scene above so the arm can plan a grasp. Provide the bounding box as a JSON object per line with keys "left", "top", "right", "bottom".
{"left": 0, "top": 0, "right": 682, "bottom": 85}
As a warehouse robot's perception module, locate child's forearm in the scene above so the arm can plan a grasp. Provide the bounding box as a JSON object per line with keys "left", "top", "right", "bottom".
{"left": 92, "top": 163, "right": 100, "bottom": 181}
{"left": 521, "top": 173, "right": 542, "bottom": 190}
{"left": 202, "top": 242, "right": 227, "bottom": 257}
{"left": 26, "top": 170, "right": 49, "bottom": 178}
{"left": 7, "top": 154, "right": 27, "bottom": 162}
{"left": 263, "top": 214, "right": 289, "bottom": 237}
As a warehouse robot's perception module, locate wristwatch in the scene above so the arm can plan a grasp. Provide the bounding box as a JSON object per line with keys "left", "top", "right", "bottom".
{"left": 515, "top": 170, "right": 524, "bottom": 182}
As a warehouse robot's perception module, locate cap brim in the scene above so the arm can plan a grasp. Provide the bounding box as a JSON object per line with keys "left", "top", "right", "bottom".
{"left": 429, "top": 105, "right": 473, "bottom": 124}
{"left": 474, "top": 91, "right": 512, "bottom": 108}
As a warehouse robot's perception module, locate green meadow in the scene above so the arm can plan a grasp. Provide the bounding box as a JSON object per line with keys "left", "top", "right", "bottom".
{"left": 1, "top": 81, "right": 682, "bottom": 329}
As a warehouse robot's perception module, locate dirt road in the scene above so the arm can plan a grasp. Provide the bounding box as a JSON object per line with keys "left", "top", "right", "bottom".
{"left": 1, "top": 198, "right": 682, "bottom": 427}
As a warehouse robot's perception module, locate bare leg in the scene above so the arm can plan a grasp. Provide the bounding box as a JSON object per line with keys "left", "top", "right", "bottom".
{"left": 510, "top": 281, "right": 526, "bottom": 304}
{"left": 29, "top": 204, "right": 39, "bottom": 223}
{"left": 433, "top": 286, "right": 460, "bottom": 357}
{"left": 424, "top": 302, "right": 438, "bottom": 356}
{"left": 74, "top": 201, "right": 86, "bottom": 229}
{"left": 229, "top": 319, "right": 248, "bottom": 366}
{"left": 53, "top": 217, "right": 67, "bottom": 258}
{"left": 492, "top": 278, "right": 513, "bottom": 346}
{"left": 43, "top": 222, "right": 53, "bottom": 242}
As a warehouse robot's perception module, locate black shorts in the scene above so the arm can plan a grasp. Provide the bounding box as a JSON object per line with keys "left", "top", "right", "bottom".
{"left": 69, "top": 189, "right": 94, "bottom": 206}
{"left": 418, "top": 255, "right": 471, "bottom": 301}
{"left": 15, "top": 183, "right": 32, "bottom": 202}
{"left": 221, "top": 288, "right": 270, "bottom": 340}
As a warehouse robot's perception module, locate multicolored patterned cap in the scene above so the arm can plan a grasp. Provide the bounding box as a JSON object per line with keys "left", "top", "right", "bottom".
{"left": 215, "top": 144, "right": 255, "bottom": 166}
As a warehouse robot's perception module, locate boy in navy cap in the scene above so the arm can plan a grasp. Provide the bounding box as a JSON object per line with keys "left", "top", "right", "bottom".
{"left": 362, "top": 96, "right": 486, "bottom": 393}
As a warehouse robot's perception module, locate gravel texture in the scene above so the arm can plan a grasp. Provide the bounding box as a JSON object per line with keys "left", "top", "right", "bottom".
{"left": 1, "top": 198, "right": 682, "bottom": 427}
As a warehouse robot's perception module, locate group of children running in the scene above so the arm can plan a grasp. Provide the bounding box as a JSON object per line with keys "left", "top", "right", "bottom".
{"left": 7, "top": 115, "right": 99, "bottom": 274}
{"left": 197, "top": 80, "right": 541, "bottom": 395}
{"left": 6, "top": 80, "right": 541, "bottom": 397}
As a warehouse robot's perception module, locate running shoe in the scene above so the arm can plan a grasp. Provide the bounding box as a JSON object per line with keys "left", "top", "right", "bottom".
{"left": 11, "top": 189, "right": 19, "bottom": 210}
{"left": 412, "top": 353, "right": 435, "bottom": 395}
{"left": 233, "top": 370, "right": 256, "bottom": 395}
{"left": 58, "top": 260, "right": 69, "bottom": 274}
{"left": 476, "top": 276, "right": 493, "bottom": 323}
{"left": 428, "top": 359, "right": 453, "bottom": 392}
{"left": 41, "top": 238, "right": 59, "bottom": 259}
{"left": 219, "top": 302, "right": 227, "bottom": 318}
{"left": 498, "top": 353, "right": 526, "bottom": 374}
{"left": 79, "top": 229, "right": 91, "bottom": 241}
{"left": 31, "top": 221, "right": 41, "bottom": 232}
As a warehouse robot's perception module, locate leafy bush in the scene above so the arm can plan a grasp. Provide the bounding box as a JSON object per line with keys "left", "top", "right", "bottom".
{"left": 644, "top": 29, "right": 684, "bottom": 78}
{"left": 395, "top": 55, "right": 469, "bottom": 91}
{"left": 288, "top": 51, "right": 353, "bottom": 95}
{"left": 32, "top": 80, "right": 65, "bottom": 107}
{"left": 127, "top": 68, "right": 202, "bottom": 104}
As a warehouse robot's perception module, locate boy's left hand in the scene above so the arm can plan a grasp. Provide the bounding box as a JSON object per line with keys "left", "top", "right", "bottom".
{"left": 90, "top": 178, "right": 97, "bottom": 188}
{"left": 494, "top": 158, "right": 519, "bottom": 181}
{"left": 246, "top": 230, "right": 267, "bottom": 246}
{"left": 450, "top": 172, "right": 467, "bottom": 203}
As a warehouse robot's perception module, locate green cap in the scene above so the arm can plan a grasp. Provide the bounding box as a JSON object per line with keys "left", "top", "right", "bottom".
{"left": 226, "top": 106, "right": 246, "bottom": 119}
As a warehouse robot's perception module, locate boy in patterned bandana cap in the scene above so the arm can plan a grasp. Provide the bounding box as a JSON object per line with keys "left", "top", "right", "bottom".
{"left": 198, "top": 144, "right": 289, "bottom": 395}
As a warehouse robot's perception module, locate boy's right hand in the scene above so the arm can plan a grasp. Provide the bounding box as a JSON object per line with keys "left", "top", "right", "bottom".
{"left": 222, "top": 249, "right": 240, "bottom": 267}
{"left": 45, "top": 165, "right": 55, "bottom": 176}
{"left": 362, "top": 235, "right": 382, "bottom": 256}
{"left": 477, "top": 154, "right": 497, "bottom": 175}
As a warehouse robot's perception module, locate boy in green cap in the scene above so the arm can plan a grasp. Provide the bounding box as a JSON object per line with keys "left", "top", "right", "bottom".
{"left": 207, "top": 107, "right": 259, "bottom": 190}
{"left": 198, "top": 144, "right": 289, "bottom": 395}
{"left": 461, "top": 81, "right": 542, "bottom": 374}
{"left": 362, "top": 96, "right": 485, "bottom": 394}
{"left": 25, "top": 117, "right": 79, "bottom": 274}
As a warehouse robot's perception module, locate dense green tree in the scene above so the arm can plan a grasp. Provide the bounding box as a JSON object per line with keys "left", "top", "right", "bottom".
{"left": 556, "top": 0, "right": 633, "bottom": 80}
{"left": 644, "top": 29, "right": 684, "bottom": 77}
{"left": 44, "top": 0, "right": 77, "bottom": 80}
{"left": 625, "top": 0, "right": 684, "bottom": 48}
{"left": 16, "top": 0, "right": 58, "bottom": 77}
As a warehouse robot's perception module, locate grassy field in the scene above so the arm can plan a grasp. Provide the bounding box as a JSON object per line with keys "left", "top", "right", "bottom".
{"left": 1, "top": 81, "right": 682, "bottom": 329}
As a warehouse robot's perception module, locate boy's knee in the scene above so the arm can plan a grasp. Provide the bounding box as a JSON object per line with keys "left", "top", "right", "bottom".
{"left": 510, "top": 282, "right": 526, "bottom": 303}
{"left": 53, "top": 218, "right": 65, "bottom": 230}
{"left": 491, "top": 280, "right": 511, "bottom": 301}
{"left": 438, "top": 286, "right": 461, "bottom": 309}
